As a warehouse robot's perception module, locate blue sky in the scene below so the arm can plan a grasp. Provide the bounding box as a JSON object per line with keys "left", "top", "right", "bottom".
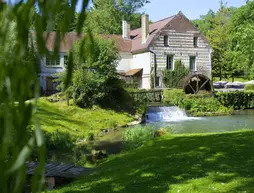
{"left": 77, "top": 0, "right": 246, "bottom": 21}
{"left": 140, "top": 0, "right": 246, "bottom": 21}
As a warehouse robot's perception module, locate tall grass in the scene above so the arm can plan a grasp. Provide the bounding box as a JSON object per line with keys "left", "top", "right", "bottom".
{"left": 123, "top": 126, "right": 156, "bottom": 150}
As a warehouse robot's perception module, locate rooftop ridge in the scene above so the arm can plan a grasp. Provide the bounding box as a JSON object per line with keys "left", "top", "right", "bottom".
{"left": 131, "top": 14, "right": 176, "bottom": 32}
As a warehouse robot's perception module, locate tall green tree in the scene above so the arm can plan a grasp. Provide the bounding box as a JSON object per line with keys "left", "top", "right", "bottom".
{"left": 229, "top": 1, "right": 254, "bottom": 79}
{"left": 192, "top": 9, "right": 216, "bottom": 36}
{"left": 58, "top": 36, "right": 121, "bottom": 108}
{"left": 206, "top": 2, "right": 237, "bottom": 80}
{"left": 87, "top": 0, "right": 149, "bottom": 34}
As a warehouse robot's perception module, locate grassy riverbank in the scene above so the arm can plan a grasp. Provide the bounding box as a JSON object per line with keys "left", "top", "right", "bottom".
{"left": 36, "top": 98, "right": 135, "bottom": 138}
{"left": 52, "top": 130, "right": 254, "bottom": 193}
{"left": 32, "top": 97, "right": 136, "bottom": 164}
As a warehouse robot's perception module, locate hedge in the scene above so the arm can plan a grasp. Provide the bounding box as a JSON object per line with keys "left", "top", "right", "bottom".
{"left": 163, "top": 89, "right": 232, "bottom": 116}
{"left": 244, "top": 84, "right": 254, "bottom": 91}
{"left": 215, "top": 91, "right": 254, "bottom": 109}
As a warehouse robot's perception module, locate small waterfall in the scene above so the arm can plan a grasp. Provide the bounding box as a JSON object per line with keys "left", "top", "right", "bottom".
{"left": 146, "top": 106, "right": 197, "bottom": 123}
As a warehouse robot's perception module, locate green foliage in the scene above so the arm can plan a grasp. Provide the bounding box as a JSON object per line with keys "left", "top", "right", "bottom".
{"left": 193, "top": 2, "right": 244, "bottom": 80}
{"left": 163, "top": 89, "right": 231, "bottom": 116}
{"left": 206, "top": 3, "right": 234, "bottom": 80}
{"left": 244, "top": 84, "right": 254, "bottom": 91}
{"left": 58, "top": 36, "right": 130, "bottom": 108}
{"left": 52, "top": 130, "right": 254, "bottom": 193}
{"left": 86, "top": 0, "right": 149, "bottom": 34}
{"left": 36, "top": 98, "right": 134, "bottom": 137}
{"left": 123, "top": 126, "right": 155, "bottom": 150}
{"left": 216, "top": 91, "right": 254, "bottom": 109}
{"left": 44, "top": 131, "right": 74, "bottom": 151}
{"left": 229, "top": 1, "right": 254, "bottom": 79}
{"left": 163, "top": 60, "right": 189, "bottom": 88}
{"left": 0, "top": 1, "right": 89, "bottom": 192}
{"left": 192, "top": 9, "right": 216, "bottom": 36}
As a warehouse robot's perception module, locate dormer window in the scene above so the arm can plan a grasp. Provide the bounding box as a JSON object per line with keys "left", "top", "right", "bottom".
{"left": 194, "top": 37, "right": 198, "bottom": 47}
{"left": 164, "top": 35, "right": 169, "bottom": 46}
{"left": 46, "top": 56, "right": 60, "bottom": 66}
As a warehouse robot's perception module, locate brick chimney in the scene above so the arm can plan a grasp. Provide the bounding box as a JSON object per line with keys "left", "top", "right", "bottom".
{"left": 122, "top": 20, "right": 130, "bottom": 39}
{"left": 142, "top": 14, "right": 149, "bottom": 43}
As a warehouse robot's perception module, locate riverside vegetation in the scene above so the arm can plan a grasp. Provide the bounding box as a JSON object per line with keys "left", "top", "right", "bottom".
{"left": 163, "top": 89, "right": 233, "bottom": 116}
{"left": 33, "top": 97, "right": 136, "bottom": 165}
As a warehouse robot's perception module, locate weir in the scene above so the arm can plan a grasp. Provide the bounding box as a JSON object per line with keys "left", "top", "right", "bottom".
{"left": 146, "top": 106, "right": 198, "bottom": 123}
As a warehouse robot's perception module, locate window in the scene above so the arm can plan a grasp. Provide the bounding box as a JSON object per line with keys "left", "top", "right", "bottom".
{"left": 166, "top": 55, "right": 174, "bottom": 70}
{"left": 194, "top": 37, "right": 198, "bottom": 47}
{"left": 189, "top": 56, "right": 196, "bottom": 72}
{"left": 64, "top": 55, "right": 68, "bottom": 66}
{"left": 155, "top": 77, "right": 160, "bottom": 87}
{"left": 46, "top": 56, "right": 60, "bottom": 66}
{"left": 164, "top": 35, "right": 169, "bottom": 46}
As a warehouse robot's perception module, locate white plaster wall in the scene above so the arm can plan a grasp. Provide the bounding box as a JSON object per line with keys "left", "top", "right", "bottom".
{"left": 132, "top": 52, "right": 151, "bottom": 89}
{"left": 40, "top": 52, "right": 66, "bottom": 91}
{"left": 41, "top": 53, "right": 65, "bottom": 74}
{"left": 116, "top": 52, "right": 133, "bottom": 73}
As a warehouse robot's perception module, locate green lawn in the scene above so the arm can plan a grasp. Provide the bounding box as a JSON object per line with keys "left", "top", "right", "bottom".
{"left": 52, "top": 130, "right": 254, "bottom": 193}
{"left": 36, "top": 98, "right": 134, "bottom": 138}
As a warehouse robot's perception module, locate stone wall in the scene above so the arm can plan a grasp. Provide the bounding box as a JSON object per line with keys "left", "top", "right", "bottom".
{"left": 149, "top": 13, "right": 212, "bottom": 88}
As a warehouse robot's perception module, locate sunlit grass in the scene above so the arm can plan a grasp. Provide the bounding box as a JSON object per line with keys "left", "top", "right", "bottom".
{"left": 35, "top": 97, "right": 134, "bottom": 138}
{"left": 52, "top": 130, "right": 254, "bottom": 193}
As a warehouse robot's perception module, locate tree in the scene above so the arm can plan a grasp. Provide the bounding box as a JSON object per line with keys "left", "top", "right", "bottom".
{"left": 114, "top": 0, "right": 150, "bottom": 20}
{"left": 206, "top": 2, "right": 236, "bottom": 80}
{"left": 58, "top": 36, "right": 122, "bottom": 108}
{"left": 229, "top": 1, "right": 254, "bottom": 79}
{"left": 87, "top": 0, "right": 150, "bottom": 34}
{"left": 192, "top": 9, "right": 216, "bottom": 36}
{"left": 0, "top": 1, "right": 89, "bottom": 192}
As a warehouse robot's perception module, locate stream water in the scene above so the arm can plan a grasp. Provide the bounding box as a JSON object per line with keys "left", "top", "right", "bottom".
{"left": 145, "top": 106, "right": 254, "bottom": 134}
{"left": 96, "top": 107, "right": 254, "bottom": 154}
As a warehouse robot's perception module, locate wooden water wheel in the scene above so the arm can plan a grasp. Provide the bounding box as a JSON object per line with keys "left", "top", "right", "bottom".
{"left": 183, "top": 74, "right": 213, "bottom": 94}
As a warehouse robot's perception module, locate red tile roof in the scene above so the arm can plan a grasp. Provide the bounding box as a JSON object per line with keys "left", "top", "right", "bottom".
{"left": 125, "top": 68, "right": 143, "bottom": 76}
{"left": 43, "top": 14, "right": 180, "bottom": 53}
{"left": 45, "top": 32, "right": 83, "bottom": 52}
{"left": 130, "top": 16, "right": 175, "bottom": 52}
{"left": 43, "top": 32, "right": 132, "bottom": 53}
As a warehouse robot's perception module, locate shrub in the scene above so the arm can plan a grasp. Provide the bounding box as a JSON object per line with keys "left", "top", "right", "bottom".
{"left": 163, "top": 89, "right": 186, "bottom": 106}
{"left": 58, "top": 36, "right": 130, "bottom": 109}
{"left": 244, "top": 84, "right": 254, "bottom": 91}
{"left": 216, "top": 91, "right": 254, "bottom": 109}
{"left": 163, "top": 89, "right": 231, "bottom": 116}
{"left": 163, "top": 60, "right": 189, "bottom": 88}
{"left": 123, "top": 126, "right": 156, "bottom": 150}
{"left": 44, "top": 131, "right": 74, "bottom": 151}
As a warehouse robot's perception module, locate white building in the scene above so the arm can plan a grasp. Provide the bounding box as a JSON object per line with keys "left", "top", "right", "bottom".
{"left": 39, "top": 11, "right": 212, "bottom": 93}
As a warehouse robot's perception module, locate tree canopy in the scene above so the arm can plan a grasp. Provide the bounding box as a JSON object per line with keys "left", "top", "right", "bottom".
{"left": 193, "top": 1, "right": 254, "bottom": 80}
{"left": 86, "top": 0, "right": 150, "bottom": 34}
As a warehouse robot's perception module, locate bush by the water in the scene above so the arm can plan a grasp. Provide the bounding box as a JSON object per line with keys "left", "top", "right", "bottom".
{"left": 244, "top": 84, "right": 254, "bottom": 91}
{"left": 216, "top": 91, "right": 254, "bottom": 109}
{"left": 123, "top": 126, "right": 156, "bottom": 150}
{"left": 163, "top": 89, "right": 232, "bottom": 116}
{"left": 44, "top": 131, "right": 74, "bottom": 151}
{"left": 163, "top": 60, "right": 189, "bottom": 88}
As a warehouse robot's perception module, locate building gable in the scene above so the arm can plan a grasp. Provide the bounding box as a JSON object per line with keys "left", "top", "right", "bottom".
{"left": 165, "top": 12, "right": 198, "bottom": 33}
